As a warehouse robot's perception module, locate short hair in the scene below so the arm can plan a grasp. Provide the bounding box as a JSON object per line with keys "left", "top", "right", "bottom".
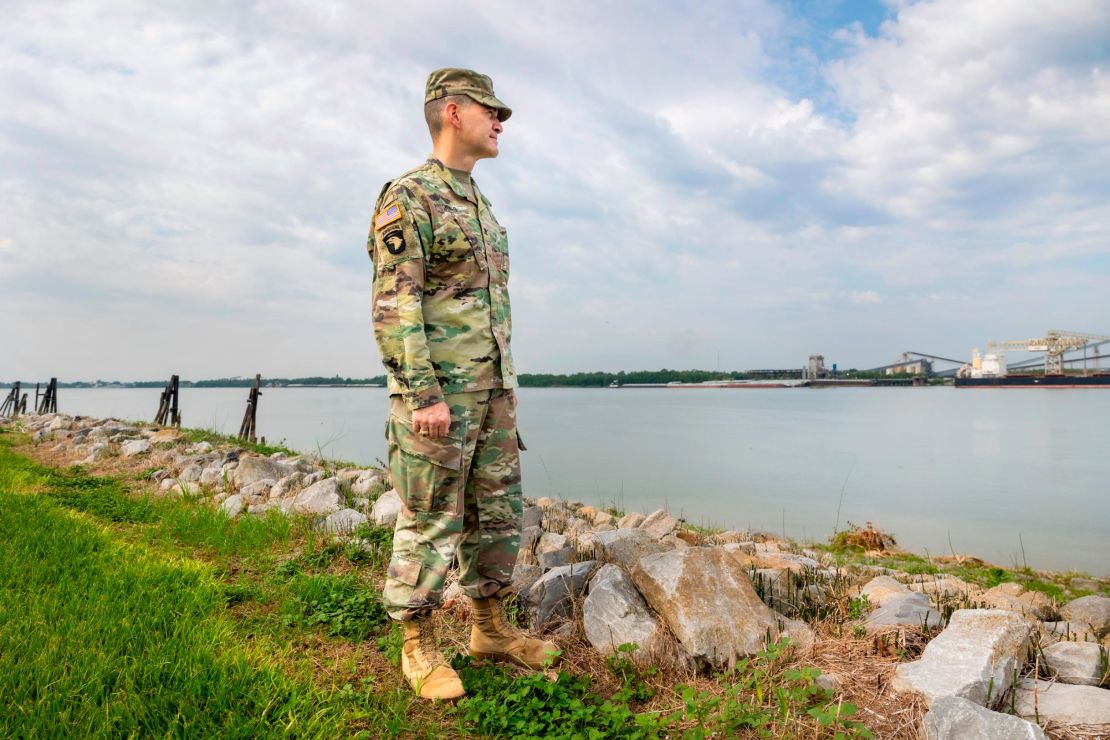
{"left": 424, "top": 94, "right": 471, "bottom": 137}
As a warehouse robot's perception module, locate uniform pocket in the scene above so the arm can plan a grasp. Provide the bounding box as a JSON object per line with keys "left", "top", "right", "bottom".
{"left": 387, "top": 415, "right": 464, "bottom": 513}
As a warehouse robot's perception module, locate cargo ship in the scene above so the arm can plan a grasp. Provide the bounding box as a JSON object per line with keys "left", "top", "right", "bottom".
{"left": 955, "top": 337, "right": 1110, "bottom": 387}
{"left": 955, "top": 374, "right": 1110, "bottom": 388}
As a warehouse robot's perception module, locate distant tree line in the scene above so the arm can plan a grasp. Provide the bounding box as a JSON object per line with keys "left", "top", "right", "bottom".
{"left": 518, "top": 369, "right": 754, "bottom": 387}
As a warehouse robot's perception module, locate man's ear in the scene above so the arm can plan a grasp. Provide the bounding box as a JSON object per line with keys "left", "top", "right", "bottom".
{"left": 444, "top": 100, "right": 463, "bottom": 131}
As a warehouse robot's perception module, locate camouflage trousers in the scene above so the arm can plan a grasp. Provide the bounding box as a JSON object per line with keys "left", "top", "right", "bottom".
{"left": 383, "top": 389, "right": 523, "bottom": 621}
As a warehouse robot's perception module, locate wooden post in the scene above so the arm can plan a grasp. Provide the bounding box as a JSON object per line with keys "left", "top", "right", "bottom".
{"left": 0, "top": 382, "right": 17, "bottom": 418}
{"left": 18, "top": 392, "right": 28, "bottom": 416}
{"left": 34, "top": 383, "right": 40, "bottom": 411}
{"left": 35, "top": 378, "right": 58, "bottom": 415}
{"left": 238, "top": 374, "right": 261, "bottom": 443}
{"left": 154, "top": 375, "right": 181, "bottom": 427}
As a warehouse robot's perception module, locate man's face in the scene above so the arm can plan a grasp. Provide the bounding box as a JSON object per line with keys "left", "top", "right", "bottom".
{"left": 455, "top": 99, "right": 503, "bottom": 160}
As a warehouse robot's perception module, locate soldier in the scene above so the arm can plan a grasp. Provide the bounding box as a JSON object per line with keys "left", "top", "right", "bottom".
{"left": 367, "top": 68, "right": 557, "bottom": 701}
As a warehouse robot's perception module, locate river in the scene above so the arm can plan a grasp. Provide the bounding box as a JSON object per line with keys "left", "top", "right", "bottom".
{"left": 29, "top": 385, "right": 1110, "bottom": 575}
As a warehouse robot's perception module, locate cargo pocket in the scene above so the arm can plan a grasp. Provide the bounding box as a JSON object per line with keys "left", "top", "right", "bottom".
{"left": 387, "top": 415, "right": 464, "bottom": 513}
{"left": 387, "top": 554, "right": 422, "bottom": 587}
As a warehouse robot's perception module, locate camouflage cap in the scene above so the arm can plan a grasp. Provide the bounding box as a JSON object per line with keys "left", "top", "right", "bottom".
{"left": 425, "top": 68, "right": 512, "bottom": 122}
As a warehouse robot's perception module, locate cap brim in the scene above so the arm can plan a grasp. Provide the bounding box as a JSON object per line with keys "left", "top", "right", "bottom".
{"left": 468, "top": 92, "right": 512, "bottom": 122}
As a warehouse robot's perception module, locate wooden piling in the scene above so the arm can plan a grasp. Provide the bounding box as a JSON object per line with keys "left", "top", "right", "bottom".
{"left": 1, "top": 382, "right": 22, "bottom": 418}
{"left": 238, "top": 374, "right": 261, "bottom": 443}
{"left": 154, "top": 375, "right": 181, "bottom": 427}
{"left": 36, "top": 378, "right": 58, "bottom": 414}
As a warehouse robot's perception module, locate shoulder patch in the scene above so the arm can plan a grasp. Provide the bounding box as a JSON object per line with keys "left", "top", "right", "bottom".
{"left": 374, "top": 203, "right": 403, "bottom": 231}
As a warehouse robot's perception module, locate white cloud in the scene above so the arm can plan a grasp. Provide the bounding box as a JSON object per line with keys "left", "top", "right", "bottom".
{"left": 850, "top": 290, "right": 883, "bottom": 305}
{"left": 1, "top": 0, "right": 1107, "bottom": 380}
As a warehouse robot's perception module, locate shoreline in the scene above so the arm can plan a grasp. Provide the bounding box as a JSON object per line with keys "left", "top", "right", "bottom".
{"left": 4, "top": 411, "right": 1109, "bottom": 737}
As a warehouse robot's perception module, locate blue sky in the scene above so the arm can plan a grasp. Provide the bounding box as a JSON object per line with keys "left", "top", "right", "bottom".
{"left": 2, "top": 0, "right": 1108, "bottom": 380}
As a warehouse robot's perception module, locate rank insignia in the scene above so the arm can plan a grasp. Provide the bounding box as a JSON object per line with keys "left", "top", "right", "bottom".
{"left": 374, "top": 203, "right": 403, "bottom": 230}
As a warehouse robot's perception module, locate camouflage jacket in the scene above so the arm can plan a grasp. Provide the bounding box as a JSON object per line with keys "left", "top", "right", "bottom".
{"left": 368, "top": 158, "right": 516, "bottom": 409}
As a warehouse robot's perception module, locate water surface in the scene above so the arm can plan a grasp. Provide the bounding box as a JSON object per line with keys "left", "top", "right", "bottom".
{"left": 41, "top": 386, "right": 1110, "bottom": 575}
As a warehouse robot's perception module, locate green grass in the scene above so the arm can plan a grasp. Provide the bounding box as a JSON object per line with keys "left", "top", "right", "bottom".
{"left": 0, "top": 450, "right": 344, "bottom": 736}
{"left": 0, "top": 429, "right": 883, "bottom": 738}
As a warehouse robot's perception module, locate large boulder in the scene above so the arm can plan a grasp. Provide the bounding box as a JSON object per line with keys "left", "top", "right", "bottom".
{"left": 219, "top": 494, "right": 246, "bottom": 518}
{"left": 521, "top": 505, "right": 543, "bottom": 529}
{"left": 866, "top": 592, "right": 942, "bottom": 630}
{"left": 350, "top": 470, "right": 386, "bottom": 496}
{"left": 631, "top": 547, "right": 808, "bottom": 670}
{"left": 922, "top": 696, "right": 1047, "bottom": 740}
{"left": 892, "top": 609, "right": 1031, "bottom": 707}
{"left": 1061, "top": 596, "right": 1110, "bottom": 638}
{"left": 981, "top": 583, "right": 1054, "bottom": 620}
{"left": 861, "top": 575, "right": 911, "bottom": 606}
{"left": 120, "top": 439, "right": 151, "bottom": 457}
{"left": 582, "top": 564, "right": 661, "bottom": 661}
{"left": 617, "top": 512, "right": 646, "bottom": 529}
{"left": 270, "top": 472, "right": 306, "bottom": 500}
{"left": 291, "top": 478, "right": 343, "bottom": 515}
{"left": 638, "top": 509, "right": 679, "bottom": 540}
{"left": 234, "top": 456, "right": 292, "bottom": 488}
{"left": 370, "top": 489, "right": 403, "bottom": 526}
{"left": 521, "top": 561, "right": 596, "bottom": 628}
{"left": 589, "top": 528, "right": 669, "bottom": 571}
{"left": 1043, "top": 641, "right": 1107, "bottom": 686}
{"left": 510, "top": 563, "right": 544, "bottom": 595}
{"left": 1039, "top": 620, "right": 1100, "bottom": 644}
{"left": 1013, "top": 679, "right": 1110, "bottom": 726}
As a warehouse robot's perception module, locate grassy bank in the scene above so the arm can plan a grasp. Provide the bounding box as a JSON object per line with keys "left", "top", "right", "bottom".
{"left": 0, "top": 428, "right": 892, "bottom": 738}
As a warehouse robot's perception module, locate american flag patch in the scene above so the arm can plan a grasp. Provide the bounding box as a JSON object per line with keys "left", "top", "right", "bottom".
{"left": 374, "top": 203, "right": 402, "bottom": 230}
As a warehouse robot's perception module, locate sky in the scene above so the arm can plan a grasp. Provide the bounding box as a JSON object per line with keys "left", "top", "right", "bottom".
{"left": 2, "top": 0, "right": 1108, "bottom": 381}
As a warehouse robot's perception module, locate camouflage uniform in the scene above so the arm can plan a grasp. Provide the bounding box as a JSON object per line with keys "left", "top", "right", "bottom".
{"left": 369, "top": 148, "right": 523, "bottom": 621}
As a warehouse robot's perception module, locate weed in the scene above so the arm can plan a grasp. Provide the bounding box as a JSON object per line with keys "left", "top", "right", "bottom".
{"left": 283, "top": 573, "right": 389, "bottom": 640}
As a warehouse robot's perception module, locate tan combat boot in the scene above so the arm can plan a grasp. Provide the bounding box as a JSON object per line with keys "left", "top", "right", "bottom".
{"left": 400, "top": 617, "right": 466, "bottom": 701}
{"left": 469, "top": 596, "right": 560, "bottom": 669}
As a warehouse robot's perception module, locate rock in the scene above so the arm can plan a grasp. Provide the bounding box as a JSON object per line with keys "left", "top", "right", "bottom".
{"left": 578, "top": 505, "right": 599, "bottom": 521}
{"left": 1061, "top": 596, "right": 1110, "bottom": 638}
{"left": 521, "top": 561, "right": 596, "bottom": 627}
{"left": 351, "top": 470, "right": 385, "bottom": 496}
{"left": 534, "top": 496, "right": 558, "bottom": 509}
{"left": 233, "top": 456, "right": 292, "bottom": 488}
{"left": 591, "top": 510, "right": 617, "bottom": 528}
{"left": 538, "top": 531, "right": 569, "bottom": 553}
{"left": 337, "top": 469, "right": 362, "bottom": 485}
{"left": 583, "top": 564, "right": 661, "bottom": 660}
{"left": 617, "top": 512, "right": 646, "bottom": 529}
{"left": 1013, "top": 678, "right": 1110, "bottom": 726}
{"left": 511, "top": 563, "right": 544, "bottom": 594}
{"left": 247, "top": 500, "right": 279, "bottom": 515}
{"left": 922, "top": 695, "right": 1047, "bottom": 740}
{"left": 270, "top": 472, "right": 306, "bottom": 500}
{"left": 159, "top": 477, "right": 176, "bottom": 492}
{"left": 519, "top": 525, "right": 542, "bottom": 554}
{"left": 220, "top": 494, "right": 246, "bottom": 518}
{"left": 199, "top": 466, "right": 224, "bottom": 488}
{"left": 753, "top": 551, "right": 821, "bottom": 572}
{"left": 291, "top": 478, "right": 343, "bottom": 515}
{"left": 981, "top": 583, "right": 1054, "bottom": 620}
{"left": 322, "top": 508, "right": 368, "bottom": 534}
{"left": 631, "top": 547, "right": 797, "bottom": 670}
{"left": 177, "top": 465, "right": 204, "bottom": 483}
{"left": 866, "top": 593, "right": 942, "bottom": 630}
{"left": 892, "top": 609, "right": 1032, "bottom": 707}
{"left": 521, "top": 505, "right": 543, "bottom": 529}
{"left": 240, "top": 479, "right": 275, "bottom": 501}
{"left": 910, "top": 576, "right": 978, "bottom": 598}
{"left": 370, "top": 489, "right": 402, "bottom": 526}
{"left": 120, "top": 439, "right": 151, "bottom": 457}
{"left": 1043, "top": 641, "right": 1107, "bottom": 686}
{"left": 861, "top": 575, "right": 911, "bottom": 606}
{"left": 185, "top": 440, "right": 212, "bottom": 453}
{"left": 588, "top": 528, "right": 669, "bottom": 571}
{"left": 1040, "top": 620, "right": 1100, "bottom": 644}
{"left": 638, "top": 509, "right": 679, "bottom": 540}
{"left": 538, "top": 546, "right": 575, "bottom": 571}
{"left": 302, "top": 471, "right": 326, "bottom": 487}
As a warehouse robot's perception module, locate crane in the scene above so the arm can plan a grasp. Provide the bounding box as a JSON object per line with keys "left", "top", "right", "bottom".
{"left": 988, "top": 330, "right": 1110, "bottom": 376}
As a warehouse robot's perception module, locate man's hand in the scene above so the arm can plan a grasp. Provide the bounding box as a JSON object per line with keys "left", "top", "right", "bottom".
{"left": 412, "top": 401, "right": 451, "bottom": 438}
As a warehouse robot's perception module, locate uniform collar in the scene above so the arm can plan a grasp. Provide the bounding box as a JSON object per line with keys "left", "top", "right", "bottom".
{"left": 427, "top": 157, "right": 483, "bottom": 206}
